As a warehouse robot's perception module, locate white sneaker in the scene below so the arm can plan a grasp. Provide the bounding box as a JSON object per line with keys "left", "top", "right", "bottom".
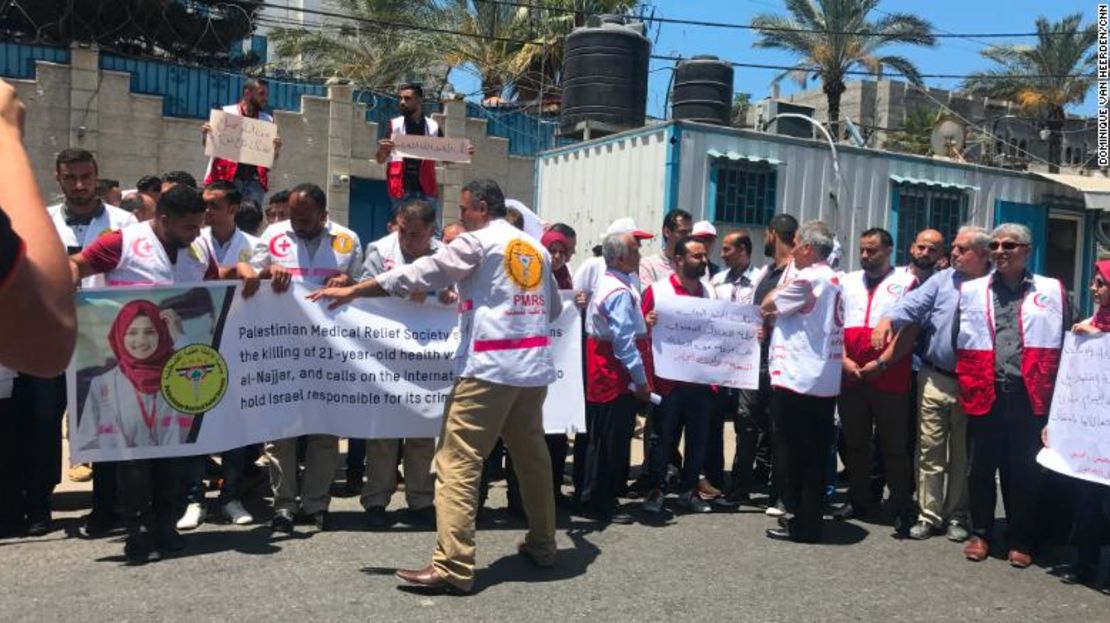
{"left": 177, "top": 502, "right": 207, "bottom": 530}
{"left": 764, "top": 501, "right": 786, "bottom": 517}
{"left": 221, "top": 500, "right": 253, "bottom": 525}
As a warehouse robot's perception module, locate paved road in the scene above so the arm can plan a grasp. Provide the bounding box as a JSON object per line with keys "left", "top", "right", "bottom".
{"left": 2, "top": 469, "right": 1108, "bottom": 622}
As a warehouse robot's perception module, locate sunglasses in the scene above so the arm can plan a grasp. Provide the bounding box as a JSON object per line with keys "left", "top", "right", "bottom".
{"left": 988, "top": 241, "right": 1028, "bottom": 251}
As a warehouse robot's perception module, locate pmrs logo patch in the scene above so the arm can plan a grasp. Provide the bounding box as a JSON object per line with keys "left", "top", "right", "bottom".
{"left": 332, "top": 233, "right": 355, "bottom": 255}
{"left": 161, "top": 344, "right": 228, "bottom": 414}
{"left": 504, "top": 239, "right": 543, "bottom": 291}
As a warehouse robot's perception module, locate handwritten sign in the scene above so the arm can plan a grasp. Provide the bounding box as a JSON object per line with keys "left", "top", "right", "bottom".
{"left": 392, "top": 134, "right": 472, "bottom": 163}
{"left": 1036, "top": 333, "right": 1110, "bottom": 487}
{"left": 204, "top": 109, "right": 277, "bottom": 169}
{"left": 651, "top": 297, "right": 762, "bottom": 389}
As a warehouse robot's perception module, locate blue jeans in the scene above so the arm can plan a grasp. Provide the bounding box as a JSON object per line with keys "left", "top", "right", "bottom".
{"left": 233, "top": 178, "right": 266, "bottom": 207}
{"left": 181, "top": 447, "right": 247, "bottom": 506}
{"left": 648, "top": 384, "right": 714, "bottom": 493}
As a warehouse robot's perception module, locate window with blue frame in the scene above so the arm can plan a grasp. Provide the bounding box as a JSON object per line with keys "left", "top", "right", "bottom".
{"left": 893, "top": 183, "right": 968, "bottom": 265}
{"left": 713, "top": 159, "right": 777, "bottom": 226}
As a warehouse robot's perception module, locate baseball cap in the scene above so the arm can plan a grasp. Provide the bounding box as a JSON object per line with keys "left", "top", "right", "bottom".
{"left": 605, "top": 217, "right": 654, "bottom": 239}
{"left": 691, "top": 220, "right": 717, "bottom": 240}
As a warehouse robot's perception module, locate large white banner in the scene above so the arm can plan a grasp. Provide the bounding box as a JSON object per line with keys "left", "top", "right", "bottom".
{"left": 67, "top": 283, "right": 584, "bottom": 463}
{"left": 204, "top": 109, "right": 277, "bottom": 168}
{"left": 651, "top": 297, "right": 761, "bottom": 389}
{"left": 1037, "top": 333, "right": 1110, "bottom": 487}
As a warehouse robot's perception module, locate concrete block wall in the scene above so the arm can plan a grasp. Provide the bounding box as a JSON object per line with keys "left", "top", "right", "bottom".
{"left": 11, "top": 44, "right": 536, "bottom": 225}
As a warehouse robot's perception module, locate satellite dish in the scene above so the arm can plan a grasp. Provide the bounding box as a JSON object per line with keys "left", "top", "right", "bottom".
{"left": 930, "top": 117, "right": 966, "bottom": 160}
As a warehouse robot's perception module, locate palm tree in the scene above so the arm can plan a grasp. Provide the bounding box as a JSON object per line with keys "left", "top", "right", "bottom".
{"left": 963, "top": 13, "right": 1097, "bottom": 173}
{"left": 751, "top": 0, "right": 936, "bottom": 139}
{"left": 267, "top": 0, "right": 449, "bottom": 93}
{"left": 884, "top": 106, "right": 936, "bottom": 155}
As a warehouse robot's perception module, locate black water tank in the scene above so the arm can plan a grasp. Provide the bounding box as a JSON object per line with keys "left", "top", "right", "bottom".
{"left": 559, "top": 21, "right": 651, "bottom": 138}
{"left": 671, "top": 55, "right": 734, "bottom": 125}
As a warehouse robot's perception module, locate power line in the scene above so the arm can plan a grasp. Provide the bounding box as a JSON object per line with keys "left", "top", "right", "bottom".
{"left": 478, "top": 0, "right": 1087, "bottom": 39}
{"left": 250, "top": 1, "right": 1096, "bottom": 81}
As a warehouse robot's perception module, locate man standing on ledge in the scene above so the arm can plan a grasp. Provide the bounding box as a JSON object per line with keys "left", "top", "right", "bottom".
{"left": 376, "top": 83, "right": 475, "bottom": 208}
{"left": 202, "top": 77, "right": 282, "bottom": 206}
{"left": 310, "top": 179, "right": 562, "bottom": 595}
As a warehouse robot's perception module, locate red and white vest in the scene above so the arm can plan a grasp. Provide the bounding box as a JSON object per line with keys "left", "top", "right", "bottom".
{"left": 204, "top": 103, "right": 274, "bottom": 191}
{"left": 49, "top": 202, "right": 136, "bottom": 288}
{"left": 769, "top": 262, "right": 844, "bottom": 397}
{"left": 201, "top": 226, "right": 258, "bottom": 269}
{"left": 106, "top": 221, "right": 214, "bottom": 286}
{"left": 387, "top": 115, "right": 439, "bottom": 199}
{"left": 586, "top": 270, "right": 649, "bottom": 403}
{"left": 841, "top": 268, "right": 918, "bottom": 392}
{"left": 255, "top": 220, "right": 360, "bottom": 287}
{"left": 955, "top": 272, "right": 1065, "bottom": 416}
{"left": 454, "top": 219, "right": 556, "bottom": 387}
{"left": 366, "top": 230, "right": 443, "bottom": 274}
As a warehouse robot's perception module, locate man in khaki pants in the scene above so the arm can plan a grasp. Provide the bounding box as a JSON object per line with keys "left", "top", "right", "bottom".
{"left": 872, "top": 226, "right": 992, "bottom": 541}
{"left": 311, "top": 178, "right": 562, "bottom": 594}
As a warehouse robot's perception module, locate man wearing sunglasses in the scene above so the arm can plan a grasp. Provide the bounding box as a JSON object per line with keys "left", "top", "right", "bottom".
{"left": 954, "top": 223, "right": 1069, "bottom": 569}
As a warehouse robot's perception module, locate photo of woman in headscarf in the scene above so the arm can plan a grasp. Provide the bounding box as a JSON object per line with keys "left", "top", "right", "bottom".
{"left": 76, "top": 299, "right": 194, "bottom": 450}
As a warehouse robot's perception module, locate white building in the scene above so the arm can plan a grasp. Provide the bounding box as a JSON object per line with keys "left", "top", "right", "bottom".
{"left": 535, "top": 120, "right": 1110, "bottom": 309}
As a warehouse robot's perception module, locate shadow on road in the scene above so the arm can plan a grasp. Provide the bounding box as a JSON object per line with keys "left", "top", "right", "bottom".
{"left": 92, "top": 526, "right": 284, "bottom": 564}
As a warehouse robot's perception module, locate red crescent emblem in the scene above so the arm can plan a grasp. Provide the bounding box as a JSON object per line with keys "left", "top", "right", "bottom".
{"left": 270, "top": 233, "right": 293, "bottom": 258}
{"left": 132, "top": 238, "right": 154, "bottom": 259}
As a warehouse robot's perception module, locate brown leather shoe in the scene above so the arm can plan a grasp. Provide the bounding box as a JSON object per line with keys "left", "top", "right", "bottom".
{"left": 1007, "top": 549, "right": 1032, "bottom": 568}
{"left": 963, "top": 537, "right": 989, "bottom": 562}
{"left": 395, "top": 564, "right": 468, "bottom": 595}
{"left": 516, "top": 537, "right": 556, "bottom": 568}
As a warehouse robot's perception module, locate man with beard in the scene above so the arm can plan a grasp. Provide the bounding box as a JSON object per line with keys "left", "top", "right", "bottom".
{"left": 902, "top": 229, "right": 944, "bottom": 284}
{"left": 640, "top": 236, "right": 718, "bottom": 515}
{"left": 873, "top": 226, "right": 991, "bottom": 543}
{"left": 202, "top": 77, "right": 282, "bottom": 206}
{"left": 833, "top": 228, "right": 917, "bottom": 535}
{"left": 639, "top": 209, "right": 692, "bottom": 287}
{"left": 376, "top": 83, "right": 474, "bottom": 208}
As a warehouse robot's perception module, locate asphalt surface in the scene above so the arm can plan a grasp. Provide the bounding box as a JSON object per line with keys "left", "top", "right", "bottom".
{"left": 2, "top": 461, "right": 1109, "bottom": 623}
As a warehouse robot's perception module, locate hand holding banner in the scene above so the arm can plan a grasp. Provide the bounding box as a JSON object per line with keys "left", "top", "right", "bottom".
{"left": 392, "top": 134, "right": 472, "bottom": 163}
{"left": 1036, "top": 333, "right": 1110, "bottom": 486}
{"left": 651, "top": 297, "right": 762, "bottom": 389}
{"left": 204, "top": 109, "right": 277, "bottom": 168}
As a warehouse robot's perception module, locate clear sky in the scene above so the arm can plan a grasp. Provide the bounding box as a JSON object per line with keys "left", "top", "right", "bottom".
{"left": 450, "top": 0, "right": 1099, "bottom": 119}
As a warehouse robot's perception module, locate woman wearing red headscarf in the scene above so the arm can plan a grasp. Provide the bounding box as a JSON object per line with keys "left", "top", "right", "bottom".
{"left": 77, "top": 300, "right": 191, "bottom": 450}
{"left": 1072, "top": 259, "right": 1110, "bottom": 334}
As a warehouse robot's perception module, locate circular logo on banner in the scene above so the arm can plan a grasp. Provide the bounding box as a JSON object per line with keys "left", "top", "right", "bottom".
{"left": 270, "top": 233, "right": 293, "bottom": 258}
{"left": 504, "top": 239, "right": 544, "bottom": 291}
{"left": 332, "top": 233, "right": 355, "bottom": 255}
{"left": 160, "top": 344, "right": 229, "bottom": 415}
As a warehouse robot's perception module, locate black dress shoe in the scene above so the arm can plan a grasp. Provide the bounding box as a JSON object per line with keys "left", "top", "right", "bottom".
{"left": 155, "top": 525, "right": 185, "bottom": 553}
{"left": 26, "top": 518, "right": 52, "bottom": 537}
{"left": 311, "top": 511, "right": 328, "bottom": 531}
{"left": 79, "top": 511, "right": 119, "bottom": 538}
{"left": 832, "top": 502, "right": 864, "bottom": 521}
{"left": 365, "top": 506, "right": 391, "bottom": 529}
{"left": 765, "top": 527, "right": 794, "bottom": 541}
{"left": 405, "top": 506, "right": 436, "bottom": 527}
{"left": 271, "top": 509, "right": 295, "bottom": 534}
{"left": 1060, "top": 563, "right": 1098, "bottom": 586}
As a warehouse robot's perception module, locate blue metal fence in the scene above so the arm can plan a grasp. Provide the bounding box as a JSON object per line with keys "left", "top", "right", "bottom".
{"left": 0, "top": 43, "right": 561, "bottom": 156}
{"left": 0, "top": 42, "right": 69, "bottom": 79}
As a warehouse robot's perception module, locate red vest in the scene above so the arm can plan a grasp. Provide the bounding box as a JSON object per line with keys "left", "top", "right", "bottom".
{"left": 204, "top": 104, "right": 272, "bottom": 191}
{"left": 955, "top": 273, "right": 1065, "bottom": 416}
{"left": 585, "top": 272, "right": 650, "bottom": 403}
{"left": 387, "top": 115, "right": 439, "bottom": 199}
{"left": 840, "top": 268, "right": 917, "bottom": 392}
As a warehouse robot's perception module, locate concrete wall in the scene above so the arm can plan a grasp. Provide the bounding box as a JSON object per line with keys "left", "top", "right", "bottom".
{"left": 12, "top": 45, "right": 535, "bottom": 226}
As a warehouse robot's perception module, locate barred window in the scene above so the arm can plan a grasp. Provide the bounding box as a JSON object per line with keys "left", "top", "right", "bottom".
{"left": 713, "top": 159, "right": 777, "bottom": 226}
{"left": 893, "top": 183, "right": 969, "bottom": 265}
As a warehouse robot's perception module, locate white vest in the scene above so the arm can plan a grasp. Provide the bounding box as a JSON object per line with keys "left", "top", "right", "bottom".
{"left": 454, "top": 219, "right": 556, "bottom": 387}
{"left": 201, "top": 227, "right": 258, "bottom": 268}
{"left": 841, "top": 269, "right": 917, "bottom": 329}
{"left": 366, "top": 230, "right": 443, "bottom": 273}
{"left": 768, "top": 262, "right": 844, "bottom": 397}
{"left": 649, "top": 273, "right": 718, "bottom": 303}
{"left": 77, "top": 366, "right": 193, "bottom": 451}
{"left": 48, "top": 202, "right": 136, "bottom": 288}
{"left": 256, "top": 220, "right": 360, "bottom": 286}
{"left": 389, "top": 115, "right": 440, "bottom": 163}
{"left": 106, "top": 222, "right": 214, "bottom": 286}
{"left": 587, "top": 271, "right": 647, "bottom": 341}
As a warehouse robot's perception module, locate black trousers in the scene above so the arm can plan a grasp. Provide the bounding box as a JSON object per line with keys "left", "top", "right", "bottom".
{"left": 572, "top": 410, "right": 593, "bottom": 501}
{"left": 732, "top": 369, "right": 776, "bottom": 499}
{"left": 967, "top": 385, "right": 1044, "bottom": 551}
{"left": 772, "top": 388, "right": 835, "bottom": 542}
{"left": 580, "top": 395, "right": 638, "bottom": 516}
{"left": 118, "top": 458, "right": 185, "bottom": 533}
{"left": 0, "top": 374, "right": 64, "bottom": 526}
